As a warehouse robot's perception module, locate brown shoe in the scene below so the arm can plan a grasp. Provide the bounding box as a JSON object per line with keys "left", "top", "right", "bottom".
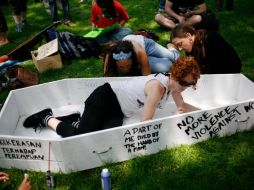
{"left": 65, "top": 20, "right": 76, "bottom": 27}
{"left": 0, "top": 39, "right": 9, "bottom": 46}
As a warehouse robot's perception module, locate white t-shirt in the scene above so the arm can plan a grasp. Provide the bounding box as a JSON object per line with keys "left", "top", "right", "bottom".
{"left": 123, "top": 34, "right": 145, "bottom": 49}
{"left": 109, "top": 73, "right": 171, "bottom": 117}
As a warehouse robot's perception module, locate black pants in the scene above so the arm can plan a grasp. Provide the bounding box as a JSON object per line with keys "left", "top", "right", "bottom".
{"left": 56, "top": 83, "right": 124, "bottom": 137}
{"left": 9, "top": 0, "right": 28, "bottom": 15}
{"left": 0, "top": 9, "right": 8, "bottom": 32}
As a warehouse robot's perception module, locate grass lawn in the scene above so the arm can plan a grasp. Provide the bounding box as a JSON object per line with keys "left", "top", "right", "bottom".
{"left": 0, "top": 0, "right": 254, "bottom": 189}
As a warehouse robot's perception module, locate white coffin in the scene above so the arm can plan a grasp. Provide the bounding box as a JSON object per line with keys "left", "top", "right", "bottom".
{"left": 0, "top": 74, "right": 254, "bottom": 173}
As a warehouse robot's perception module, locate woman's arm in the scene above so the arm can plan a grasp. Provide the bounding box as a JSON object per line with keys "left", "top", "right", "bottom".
{"left": 132, "top": 41, "right": 151, "bottom": 75}
{"left": 0, "top": 172, "right": 9, "bottom": 182}
{"left": 165, "top": 0, "right": 185, "bottom": 23}
{"left": 171, "top": 80, "right": 199, "bottom": 114}
{"left": 103, "top": 54, "right": 111, "bottom": 77}
{"left": 141, "top": 80, "right": 165, "bottom": 121}
{"left": 138, "top": 51, "right": 151, "bottom": 75}
{"left": 171, "top": 90, "right": 199, "bottom": 114}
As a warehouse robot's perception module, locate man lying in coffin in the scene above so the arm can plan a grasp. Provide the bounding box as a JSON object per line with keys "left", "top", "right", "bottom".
{"left": 23, "top": 56, "right": 200, "bottom": 137}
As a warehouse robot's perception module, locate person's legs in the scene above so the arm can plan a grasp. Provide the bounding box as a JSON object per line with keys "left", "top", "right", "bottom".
{"left": 61, "top": 0, "right": 71, "bottom": 21}
{"left": 20, "top": 0, "right": 28, "bottom": 26}
{"left": 9, "top": 0, "right": 23, "bottom": 32}
{"left": 60, "top": 0, "right": 75, "bottom": 26}
{"left": 77, "top": 83, "right": 124, "bottom": 134}
{"left": 154, "top": 13, "right": 177, "bottom": 29}
{"left": 48, "top": 0, "right": 58, "bottom": 22}
{"left": 54, "top": 119, "right": 78, "bottom": 137}
{"left": 110, "top": 28, "right": 132, "bottom": 41}
{"left": 144, "top": 38, "right": 179, "bottom": 62}
{"left": 23, "top": 83, "right": 123, "bottom": 137}
{"left": 23, "top": 108, "right": 81, "bottom": 137}
{"left": 0, "top": 9, "right": 9, "bottom": 45}
{"left": 148, "top": 56, "right": 173, "bottom": 73}
{"left": 185, "top": 15, "right": 202, "bottom": 26}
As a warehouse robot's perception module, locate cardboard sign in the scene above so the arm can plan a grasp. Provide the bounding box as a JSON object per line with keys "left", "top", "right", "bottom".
{"left": 36, "top": 39, "right": 58, "bottom": 60}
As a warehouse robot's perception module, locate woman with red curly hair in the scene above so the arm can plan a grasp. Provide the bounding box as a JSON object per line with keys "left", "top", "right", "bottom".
{"left": 23, "top": 56, "right": 200, "bottom": 137}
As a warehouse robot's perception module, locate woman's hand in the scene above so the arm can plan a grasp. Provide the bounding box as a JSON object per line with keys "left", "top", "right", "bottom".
{"left": 18, "top": 174, "right": 32, "bottom": 190}
{"left": 0, "top": 172, "right": 9, "bottom": 183}
{"left": 174, "top": 107, "right": 184, "bottom": 115}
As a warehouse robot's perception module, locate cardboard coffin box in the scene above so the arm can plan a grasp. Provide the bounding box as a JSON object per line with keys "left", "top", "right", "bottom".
{"left": 31, "top": 39, "right": 63, "bottom": 73}
{"left": 0, "top": 74, "right": 254, "bottom": 173}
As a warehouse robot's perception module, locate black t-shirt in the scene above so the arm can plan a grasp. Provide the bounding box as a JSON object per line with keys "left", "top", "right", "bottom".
{"left": 168, "top": 0, "right": 205, "bottom": 14}
{"left": 203, "top": 31, "right": 241, "bottom": 74}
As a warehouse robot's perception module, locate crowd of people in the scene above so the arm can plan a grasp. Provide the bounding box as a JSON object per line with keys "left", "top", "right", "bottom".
{"left": 22, "top": 0, "right": 241, "bottom": 136}
{"left": 0, "top": 0, "right": 241, "bottom": 131}
{"left": 1, "top": 0, "right": 240, "bottom": 187}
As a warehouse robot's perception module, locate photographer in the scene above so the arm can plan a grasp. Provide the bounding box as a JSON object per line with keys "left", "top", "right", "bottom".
{"left": 155, "top": 0, "right": 207, "bottom": 30}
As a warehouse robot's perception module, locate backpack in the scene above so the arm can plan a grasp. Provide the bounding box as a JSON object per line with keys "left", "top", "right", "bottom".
{"left": 133, "top": 29, "right": 160, "bottom": 42}
{"left": 47, "top": 29, "right": 102, "bottom": 60}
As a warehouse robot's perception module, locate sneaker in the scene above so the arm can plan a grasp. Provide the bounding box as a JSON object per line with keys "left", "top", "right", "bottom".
{"left": 16, "top": 24, "right": 22, "bottom": 32}
{"left": 157, "top": 8, "right": 165, "bottom": 13}
{"left": 56, "top": 112, "right": 81, "bottom": 124}
{"left": 23, "top": 108, "right": 53, "bottom": 130}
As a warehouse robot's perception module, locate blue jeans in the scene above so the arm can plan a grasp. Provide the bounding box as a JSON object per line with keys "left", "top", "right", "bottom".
{"left": 48, "top": 0, "right": 71, "bottom": 22}
{"left": 158, "top": 0, "right": 166, "bottom": 10}
{"left": 144, "top": 38, "right": 180, "bottom": 73}
{"left": 95, "top": 28, "right": 132, "bottom": 44}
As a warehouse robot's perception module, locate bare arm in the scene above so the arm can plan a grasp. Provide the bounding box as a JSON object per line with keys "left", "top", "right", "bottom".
{"left": 118, "top": 20, "right": 127, "bottom": 27}
{"left": 0, "top": 172, "right": 9, "bottom": 182}
{"left": 18, "top": 174, "right": 32, "bottom": 190}
{"left": 171, "top": 81, "right": 199, "bottom": 114}
{"left": 141, "top": 80, "right": 165, "bottom": 121}
{"left": 165, "top": 0, "right": 185, "bottom": 23}
{"left": 172, "top": 90, "right": 199, "bottom": 114}
{"left": 103, "top": 54, "right": 109, "bottom": 76}
{"left": 92, "top": 22, "right": 96, "bottom": 30}
{"left": 184, "top": 3, "right": 207, "bottom": 17}
{"left": 132, "top": 41, "right": 151, "bottom": 75}
{"left": 138, "top": 51, "right": 151, "bottom": 75}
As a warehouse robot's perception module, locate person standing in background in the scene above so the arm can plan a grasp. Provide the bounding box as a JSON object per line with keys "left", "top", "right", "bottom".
{"left": 48, "top": 0, "right": 75, "bottom": 26}
{"left": 0, "top": 8, "right": 9, "bottom": 45}
{"left": 9, "top": 0, "right": 29, "bottom": 32}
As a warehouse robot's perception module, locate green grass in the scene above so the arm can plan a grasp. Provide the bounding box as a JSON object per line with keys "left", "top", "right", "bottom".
{"left": 1, "top": 0, "right": 254, "bottom": 189}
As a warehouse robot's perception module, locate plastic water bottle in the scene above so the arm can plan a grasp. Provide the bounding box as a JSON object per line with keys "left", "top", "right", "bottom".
{"left": 101, "top": 168, "right": 111, "bottom": 190}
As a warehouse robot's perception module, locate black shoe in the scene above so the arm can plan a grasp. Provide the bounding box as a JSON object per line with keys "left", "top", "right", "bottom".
{"left": 56, "top": 113, "right": 80, "bottom": 123}
{"left": 23, "top": 108, "right": 53, "bottom": 129}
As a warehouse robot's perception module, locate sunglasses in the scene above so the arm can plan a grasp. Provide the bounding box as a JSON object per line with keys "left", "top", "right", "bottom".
{"left": 178, "top": 80, "right": 196, "bottom": 87}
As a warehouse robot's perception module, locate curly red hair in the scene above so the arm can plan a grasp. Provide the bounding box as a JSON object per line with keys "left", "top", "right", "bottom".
{"left": 170, "top": 56, "right": 200, "bottom": 85}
